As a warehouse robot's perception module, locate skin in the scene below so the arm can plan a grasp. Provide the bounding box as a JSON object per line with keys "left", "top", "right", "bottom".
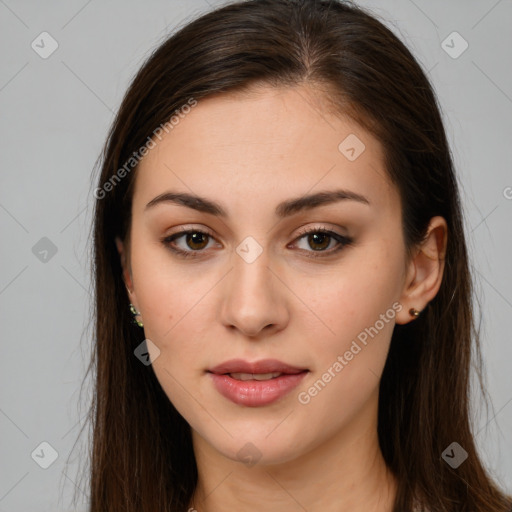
{"left": 116, "top": 83, "right": 447, "bottom": 512}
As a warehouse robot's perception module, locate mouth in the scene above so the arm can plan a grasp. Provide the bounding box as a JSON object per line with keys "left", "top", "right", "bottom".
{"left": 207, "top": 359, "right": 309, "bottom": 407}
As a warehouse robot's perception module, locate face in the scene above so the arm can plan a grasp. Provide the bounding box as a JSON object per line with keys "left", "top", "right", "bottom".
{"left": 118, "top": 84, "right": 413, "bottom": 465}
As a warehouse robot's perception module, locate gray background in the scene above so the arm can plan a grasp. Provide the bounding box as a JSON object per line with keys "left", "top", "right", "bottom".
{"left": 0, "top": 0, "right": 511, "bottom": 510}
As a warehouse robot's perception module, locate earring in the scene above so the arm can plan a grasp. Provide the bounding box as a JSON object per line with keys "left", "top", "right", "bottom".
{"left": 129, "top": 303, "right": 144, "bottom": 328}
{"left": 409, "top": 307, "right": 420, "bottom": 318}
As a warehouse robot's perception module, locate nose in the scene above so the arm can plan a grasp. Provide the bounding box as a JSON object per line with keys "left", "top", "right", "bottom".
{"left": 219, "top": 245, "right": 290, "bottom": 339}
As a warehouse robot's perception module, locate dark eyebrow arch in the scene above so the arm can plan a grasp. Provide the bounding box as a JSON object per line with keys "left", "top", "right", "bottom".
{"left": 144, "top": 189, "right": 370, "bottom": 218}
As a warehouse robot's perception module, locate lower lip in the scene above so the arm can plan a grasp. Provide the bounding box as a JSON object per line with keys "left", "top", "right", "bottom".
{"left": 208, "top": 371, "right": 308, "bottom": 407}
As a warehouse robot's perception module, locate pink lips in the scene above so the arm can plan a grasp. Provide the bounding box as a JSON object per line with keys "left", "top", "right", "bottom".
{"left": 207, "top": 358, "right": 309, "bottom": 407}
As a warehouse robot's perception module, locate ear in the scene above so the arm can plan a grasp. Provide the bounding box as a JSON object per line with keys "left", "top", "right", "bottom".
{"left": 115, "top": 236, "right": 137, "bottom": 304}
{"left": 395, "top": 216, "right": 448, "bottom": 325}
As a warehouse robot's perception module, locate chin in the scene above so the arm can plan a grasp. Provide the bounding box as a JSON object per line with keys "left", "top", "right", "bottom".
{"left": 196, "top": 423, "right": 311, "bottom": 468}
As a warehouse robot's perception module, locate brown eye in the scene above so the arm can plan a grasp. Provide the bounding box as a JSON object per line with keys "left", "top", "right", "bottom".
{"left": 162, "top": 229, "right": 216, "bottom": 258}
{"left": 162, "top": 226, "right": 352, "bottom": 260}
{"left": 306, "top": 232, "right": 331, "bottom": 251}
{"left": 185, "top": 232, "right": 209, "bottom": 250}
{"left": 292, "top": 227, "right": 353, "bottom": 258}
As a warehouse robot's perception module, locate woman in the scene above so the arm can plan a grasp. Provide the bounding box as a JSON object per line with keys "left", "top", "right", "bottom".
{"left": 84, "top": 0, "right": 512, "bottom": 510}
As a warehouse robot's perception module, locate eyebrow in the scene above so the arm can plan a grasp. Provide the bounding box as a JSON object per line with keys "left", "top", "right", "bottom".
{"left": 144, "top": 188, "right": 370, "bottom": 218}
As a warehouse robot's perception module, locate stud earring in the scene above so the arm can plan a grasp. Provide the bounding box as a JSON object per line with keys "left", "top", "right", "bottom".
{"left": 129, "top": 303, "right": 144, "bottom": 327}
{"left": 409, "top": 307, "right": 420, "bottom": 318}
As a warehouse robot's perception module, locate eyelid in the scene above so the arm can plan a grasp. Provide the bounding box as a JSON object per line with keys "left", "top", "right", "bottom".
{"left": 163, "top": 223, "right": 347, "bottom": 241}
{"left": 293, "top": 223, "right": 347, "bottom": 238}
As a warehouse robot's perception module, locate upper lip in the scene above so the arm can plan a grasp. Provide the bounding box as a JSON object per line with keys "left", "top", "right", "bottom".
{"left": 208, "top": 359, "right": 308, "bottom": 375}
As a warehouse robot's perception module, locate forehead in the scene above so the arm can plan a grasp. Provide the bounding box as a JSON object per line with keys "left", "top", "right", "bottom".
{"left": 133, "top": 84, "right": 397, "bottom": 215}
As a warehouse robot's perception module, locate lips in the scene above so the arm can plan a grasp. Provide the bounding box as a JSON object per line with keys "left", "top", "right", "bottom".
{"left": 207, "top": 359, "right": 309, "bottom": 407}
{"left": 208, "top": 358, "right": 307, "bottom": 376}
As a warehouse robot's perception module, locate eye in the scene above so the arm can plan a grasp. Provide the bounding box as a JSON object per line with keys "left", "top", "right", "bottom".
{"left": 291, "top": 226, "right": 353, "bottom": 257}
{"left": 161, "top": 225, "right": 353, "bottom": 259}
{"left": 162, "top": 228, "right": 217, "bottom": 259}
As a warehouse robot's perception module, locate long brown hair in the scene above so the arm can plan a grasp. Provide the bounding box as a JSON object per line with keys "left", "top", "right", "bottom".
{"left": 78, "top": 0, "right": 512, "bottom": 510}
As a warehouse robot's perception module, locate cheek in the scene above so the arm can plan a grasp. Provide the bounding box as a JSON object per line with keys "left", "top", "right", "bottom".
{"left": 130, "top": 240, "right": 208, "bottom": 336}
{"left": 300, "top": 262, "right": 401, "bottom": 341}
{"left": 293, "top": 242, "right": 404, "bottom": 381}
{"left": 293, "top": 274, "right": 398, "bottom": 428}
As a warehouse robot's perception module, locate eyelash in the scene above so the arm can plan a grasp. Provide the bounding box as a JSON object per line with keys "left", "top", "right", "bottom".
{"left": 161, "top": 225, "right": 353, "bottom": 260}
